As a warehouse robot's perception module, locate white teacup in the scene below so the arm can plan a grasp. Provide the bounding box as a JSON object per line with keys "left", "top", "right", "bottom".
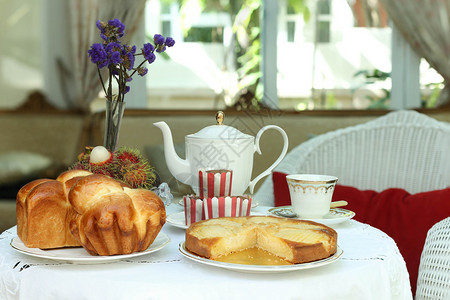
{"left": 286, "top": 174, "right": 338, "bottom": 219}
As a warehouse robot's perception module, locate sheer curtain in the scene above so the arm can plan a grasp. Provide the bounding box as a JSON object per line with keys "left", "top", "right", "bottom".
{"left": 380, "top": 0, "right": 450, "bottom": 106}
{"left": 44, "top": 0, "right": 146, "bottom": 111}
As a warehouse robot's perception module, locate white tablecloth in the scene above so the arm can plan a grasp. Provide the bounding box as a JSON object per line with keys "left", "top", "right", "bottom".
{"left": 0, "top": 204, "right": 413, "bottom": 300}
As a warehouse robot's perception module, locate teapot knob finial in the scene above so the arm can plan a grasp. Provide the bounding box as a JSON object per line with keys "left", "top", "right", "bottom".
{"left": 216, "top": 111, "right": 225, "bottom": 125}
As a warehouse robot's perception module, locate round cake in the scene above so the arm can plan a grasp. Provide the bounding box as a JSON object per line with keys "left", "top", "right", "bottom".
{"left": 185, "top": 216, "right": 337, "bottom": 264}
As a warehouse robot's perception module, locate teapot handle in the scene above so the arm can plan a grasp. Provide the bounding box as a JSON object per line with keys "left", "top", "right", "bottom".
{"left": 248, "top": 125, "right": 289, "bottom": 194}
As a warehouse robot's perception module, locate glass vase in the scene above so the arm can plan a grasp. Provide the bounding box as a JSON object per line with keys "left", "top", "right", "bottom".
{"left": 104, "top": 99, "right": 125, "bottom": 152}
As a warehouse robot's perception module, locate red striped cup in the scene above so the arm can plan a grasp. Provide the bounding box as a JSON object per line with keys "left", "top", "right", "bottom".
{"left": 183, "top": 195, "right": 205, "bottom": 226}
{"left": 198, "top": 169, "right": 233, "bottom": 199}
{"left": 203, "top": 196, "right": 252, "bottom": 220}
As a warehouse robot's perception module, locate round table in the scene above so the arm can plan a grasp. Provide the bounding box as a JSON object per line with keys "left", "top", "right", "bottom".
{"left": 0, "top": 204, "right": 413, "bottom": 300}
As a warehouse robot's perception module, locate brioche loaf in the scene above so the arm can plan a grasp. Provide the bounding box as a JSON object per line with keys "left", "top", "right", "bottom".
{"left": 16, "top": 170, "right": 166, "bottom": 255}
{"left": 185, "top": 216, "right": 337, "bottom": 264}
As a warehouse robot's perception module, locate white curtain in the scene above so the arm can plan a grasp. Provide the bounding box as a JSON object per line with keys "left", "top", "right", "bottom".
{"left": 57, "top": 0, "right": 146, "bottom": 111}
{"left": 380, "top": 0, "right": 450, "bottom": 106}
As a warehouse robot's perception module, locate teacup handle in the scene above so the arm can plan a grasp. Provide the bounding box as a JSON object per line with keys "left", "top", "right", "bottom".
{"left": 248, "top": 125, "right": 289, "bottom": 194}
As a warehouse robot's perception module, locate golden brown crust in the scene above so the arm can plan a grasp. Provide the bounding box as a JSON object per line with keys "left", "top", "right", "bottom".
{"left": 72, "top": 193, "right": 137, "bottom": 255}
{"left": 123, "top": 188, "right": 166, "bottom": 249}
{"left": 68, "top": 174, "right": 124, "bottom": 214}
{"left": 185, "top": 236, "right": 221, "bottom": 259}
{"left": 16, "top": 169, "right": 166, "bottom": 255}
{"left": 56, "top": 169, "right": 92, "bottom": 184}
{"left": 16, "top": 179, "right": 79, "bottom": 248}
{"left": 185, "top": 216, "right": 337, "bottom": 264}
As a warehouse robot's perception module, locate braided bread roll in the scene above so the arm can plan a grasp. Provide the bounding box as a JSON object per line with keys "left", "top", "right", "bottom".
{"left": 16, "top": 170, "right": 166, "bottom": 256}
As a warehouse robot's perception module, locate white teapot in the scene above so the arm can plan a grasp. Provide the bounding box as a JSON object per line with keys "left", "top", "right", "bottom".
{"left": 154, "top": 111, "right": 288, "bottom": 195}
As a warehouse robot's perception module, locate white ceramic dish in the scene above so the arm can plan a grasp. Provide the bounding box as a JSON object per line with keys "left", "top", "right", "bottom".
{"left": 10, "top": 232, "right": 170, "bottom": 264}
{"left": 167, "top": 211, "right": 190, "bottom": 229}
{"left": 166, "top": 211, "right": 266, "bottom": 230}
{"left": 179, "top": 242, "right": 343, "bottom": 273}
{"left": 268, "top": 207, "right": 355, "bottom": 226}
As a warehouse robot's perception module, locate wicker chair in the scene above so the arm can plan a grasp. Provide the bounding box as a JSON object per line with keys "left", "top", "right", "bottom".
{"left": 254, "top": 110, "right": 450, "bottom": 206}
{"left": 415, "top": 217, "right": 450, "bottom": 300}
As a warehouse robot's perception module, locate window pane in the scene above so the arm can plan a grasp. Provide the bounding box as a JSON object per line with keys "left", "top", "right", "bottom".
{"left": 162, "top": 21, "right": 171, "bottom": 37}
{"left": 318, "top": 0, "right": 331, "bottom": 15}
{"left": 145, "top": 0, "right": 249, "bottom": 110}
{"left": 143, "top": 0, "right": 443, "bottom": 111}
{"left": 317, "top": 21, "right": 330, "bottom": 43}
{"left": 287, "top": 21, "right": 296, "bottom": 42}
{"left": 277, "top": 0, "right": 392, "bottom": 110}
{"left": 0, "top": 0, "right": 43, "bottom": 109}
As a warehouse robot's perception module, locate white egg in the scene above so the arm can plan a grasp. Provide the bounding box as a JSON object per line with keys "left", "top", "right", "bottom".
{"left": 90, "top": 146, "right": 111, "bottom": 163}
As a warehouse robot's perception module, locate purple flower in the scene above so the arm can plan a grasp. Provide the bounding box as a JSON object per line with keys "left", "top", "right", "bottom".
{"left": 142, "top": 43, "right": 156, "bottom": 62}
{"left": 121, "top": 45, "right": 136, "bottom": 70}
{"left": 89, "top": 18, "right": 175, "bottom": 102}
{"left": 156, "top": 45, "right": 166, "bottom": 53}
{"left": 147, "top": 52, "right": 156, "bottom": 63}
{"left": 105, "top": 42, "right": 121, "bottom": 52}
{"left": 96, "top": 20, "right": 104, "bottom": 31}
{"left": 138, "top": 67, "right": 148, "bottom": 76}
{"left": 122, "top": 45, "right": 136, "bottom": 55}
{"left": 108, "top": 18, "right": 125, "bottom": 38}
{"left": 165, "top": 37, "right": 175, "bottom": 47}
{"left": 123, "top": 52, "right": 135, "bottom": 70}
{"left": 110, "top": 51, "right": 123, "bottom": 65}
{"left": 96, "top": 21, "right": 109, "bottom": 41}
{"left": 88, "top": 43, "right": 108, "bottom": 68}
{"left": 98, "top": 60, "right": 108, "bottom": 69}
{"left": 154, "top": 34, "right": 165, "bottom": 45}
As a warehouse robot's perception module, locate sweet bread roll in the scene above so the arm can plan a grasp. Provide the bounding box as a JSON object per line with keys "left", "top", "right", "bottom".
{"left": 15, "top": 170, "right": 91, "bottom": 248}
{"left": 16, "top": 169, "right": 166, "bottom": 255}
{"left": 69, "top": 184, "right": 166, "bottom": 256}
{"left": 185, "top": 216, "right": 337, "bottom": 264}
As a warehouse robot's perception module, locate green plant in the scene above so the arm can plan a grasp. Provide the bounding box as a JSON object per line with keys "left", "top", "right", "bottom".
{"left": 353, "top": 69, "right": 391, "bottom": 109}
{"left": 422, "top": 81, "right": 443, "bottom": 108}
{"left": 354, "top": 68, "right": 443, "bottom": 109}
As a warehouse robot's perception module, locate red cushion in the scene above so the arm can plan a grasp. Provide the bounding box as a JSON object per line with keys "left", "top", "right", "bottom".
{"left": 272, "top": 171, "right": 450, "bottom": 296}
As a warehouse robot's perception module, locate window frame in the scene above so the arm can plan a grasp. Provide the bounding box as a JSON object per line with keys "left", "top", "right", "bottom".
{"left": 261, "top": 0, "right": 420, "bottom": 110}
{"left": 38, "top": 0, "right": 424, "bottom": 111}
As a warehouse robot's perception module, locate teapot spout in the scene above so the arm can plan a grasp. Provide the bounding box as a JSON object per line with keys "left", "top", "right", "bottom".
{"left": 153, "top": 121, "right": 191, "bottom": 185}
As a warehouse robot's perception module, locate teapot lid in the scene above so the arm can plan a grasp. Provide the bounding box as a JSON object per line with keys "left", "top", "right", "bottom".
{"left": 187, "top": 111, "right": 253, "bottom": 140}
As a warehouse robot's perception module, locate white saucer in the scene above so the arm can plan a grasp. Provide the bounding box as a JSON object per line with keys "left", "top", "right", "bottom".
{"left": 179, "top": 242, "right": 343, "bottom": 273}
{"left": 166, "top": 211, "right": 190, "bottom": 229}
{"left": 10, "top": 232, "right": 170, "bottom": 264}
{"left": 268, "top": 206, "right": 355, "bottom": 226}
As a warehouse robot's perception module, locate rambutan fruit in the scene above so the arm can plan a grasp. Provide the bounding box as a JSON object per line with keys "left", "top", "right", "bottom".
{"left": 77, "top": 146, "right": 93, "bottom": 162}
{"left": 70, "top": 146, "right": 158, "bottom": 189}
{"left": 115, "top": 148, "right": 141, "bottom": 164}
{"left": 71, "top": 147, "right": 92, "bottom": 172}
{"left": 114, "top": 148, "right": 157, "bottom": 189}
{"left": 90, "top": 146, "right": 113, "bottom": 164}
{"left": 88, "top": 146, "right": 116, "bottom": 177}
{"left": 70, "top": 146, "right": 116, "bottom": 177}
{"left": 121, "top": 164, "right": 150, "bottom": 189}
{"left": 71, "top": 160, "right": 90, "bottom": 171}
